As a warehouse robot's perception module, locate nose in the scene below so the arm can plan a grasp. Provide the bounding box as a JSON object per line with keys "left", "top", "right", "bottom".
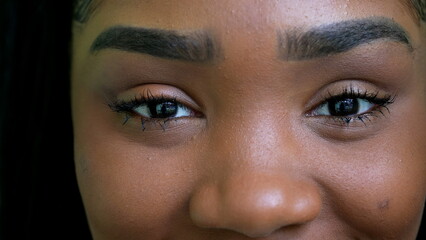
{"left": 189, "top": 172, "right": 321, "bottom": 238}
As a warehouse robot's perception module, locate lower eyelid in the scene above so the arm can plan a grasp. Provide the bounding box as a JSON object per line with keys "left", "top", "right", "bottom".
{"left": 303, "top": 108, "right": 393, "bottom": 141}
{"left": 122, "top": 114, "right": 205, "bottom": 133}
{"left": 320, "top": 107, "right": 388, "bottom": 125}
{"left": 119, "top": 118, "right": 206, "bottom": 147}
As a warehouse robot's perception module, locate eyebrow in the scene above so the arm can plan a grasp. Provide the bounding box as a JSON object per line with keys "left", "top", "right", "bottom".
{"left": 90, "top": 26, "right": 217, "bottom": 62}
{"left": 278, "top": 17, "right": 413, "bottom": 61}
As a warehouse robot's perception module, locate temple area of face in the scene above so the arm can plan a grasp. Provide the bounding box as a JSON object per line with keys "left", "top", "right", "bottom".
{"left": 278, "top": 17, "right": 414, "bottom": 61}
{"left": 90, "top": 26, "right": 218, "bottom": 62}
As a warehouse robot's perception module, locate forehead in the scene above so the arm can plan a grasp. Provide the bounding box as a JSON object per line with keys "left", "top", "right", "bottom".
{"left": 77, "top": 0, "right": 417, "bottom": 26}
{"left": 74, "top": 0, "right": 424, "bottom": 56}
{"left": 74, "top": 0, "right": 422, "bottom": 40}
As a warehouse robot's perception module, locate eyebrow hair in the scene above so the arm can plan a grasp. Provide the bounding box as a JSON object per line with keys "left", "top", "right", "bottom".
{"left": 278, "top": 17, "right": 413, "bottom": 61}
{"left": 90, "top": 26, "right": 218, "bottom": 62}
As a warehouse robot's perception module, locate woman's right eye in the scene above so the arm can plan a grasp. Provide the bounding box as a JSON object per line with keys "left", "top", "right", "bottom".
{"left": 108, "top": 93, "right": 202, "bottom": 131}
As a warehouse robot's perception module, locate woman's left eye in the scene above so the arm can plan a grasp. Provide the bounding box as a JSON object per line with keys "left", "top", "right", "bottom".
{"left": 133, "top": 101, "right": 192, "bottom": 119}
{"left": 313, "top": 98, "right": 375, "bottom": 117}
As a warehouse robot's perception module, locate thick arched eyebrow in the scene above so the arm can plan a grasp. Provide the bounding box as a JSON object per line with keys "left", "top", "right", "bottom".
{"left": 90, "top": 26, "right": 218, "bottom": 63}
{"left": 278, "top": 17, "right": 413, "bottom": 61}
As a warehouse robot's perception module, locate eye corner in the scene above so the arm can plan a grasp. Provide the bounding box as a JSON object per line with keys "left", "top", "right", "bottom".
{"left": 304, "top": 102, "right": 326, "bottom": 117}
{"left": 107, "top": 99, "right": 130, "bottom": 113}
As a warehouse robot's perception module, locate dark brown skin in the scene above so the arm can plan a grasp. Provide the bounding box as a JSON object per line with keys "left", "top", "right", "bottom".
{"left": 71, "top": 0, "right": 426, "bottom": 239}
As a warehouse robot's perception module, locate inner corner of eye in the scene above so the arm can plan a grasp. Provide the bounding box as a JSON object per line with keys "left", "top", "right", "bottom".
{"left": 310, "top": 103, "right": 328, "bottom": 115}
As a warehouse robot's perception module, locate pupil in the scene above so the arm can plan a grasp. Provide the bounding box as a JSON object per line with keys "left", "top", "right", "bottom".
{"left": 148, "top": 101, "right": 178, "bottom": 118}
{"left": 328, "top": 98, "right": 359, "bottom": 116}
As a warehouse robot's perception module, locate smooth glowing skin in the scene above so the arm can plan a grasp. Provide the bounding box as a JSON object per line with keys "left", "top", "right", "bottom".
{"left": 72, "top": 0, "right": 426, "bottom": 239}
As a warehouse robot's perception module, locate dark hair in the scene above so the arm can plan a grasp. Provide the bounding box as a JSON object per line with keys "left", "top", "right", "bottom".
{"left": 0, "top": 1, "right": 425, "bottom": 239}
{"left": 411, "top": 0, "right": 426, "bottom": 21}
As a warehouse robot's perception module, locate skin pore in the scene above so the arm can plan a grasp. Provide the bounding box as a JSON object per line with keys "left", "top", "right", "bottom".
{"left": 71, "top": 0, "right": 426, "bottom": 239}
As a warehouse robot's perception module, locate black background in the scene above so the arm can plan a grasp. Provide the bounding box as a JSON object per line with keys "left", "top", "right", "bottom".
{"left": 0, "top": 1, "right": 91, "bottom": 239}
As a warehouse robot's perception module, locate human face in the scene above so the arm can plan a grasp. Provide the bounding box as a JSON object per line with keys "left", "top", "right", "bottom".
{"left": 71, "top": 0, "right": 426, "bottom": 239}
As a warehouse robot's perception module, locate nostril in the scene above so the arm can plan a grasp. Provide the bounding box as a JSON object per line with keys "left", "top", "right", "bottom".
{"left": 189, "top": 174, "right": 322, "bottom": 237}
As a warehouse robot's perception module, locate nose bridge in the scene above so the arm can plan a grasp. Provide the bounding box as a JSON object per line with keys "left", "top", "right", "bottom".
{"left": 190, "top": 113, "right": 321, "bottom": 237}
{"left": 208, "top": 101, "right": 295, "bottom": 170}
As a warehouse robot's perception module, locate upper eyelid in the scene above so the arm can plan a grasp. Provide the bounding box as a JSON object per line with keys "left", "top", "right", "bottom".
{"left": 318, "top": 88, "right": 392, "bottom": 105}
{"left": 104, "top": 83, "right": 202, "bottom": 110}
{"left": 108, "top": 95, "right": 202, "bottom": 119}
{"left": 109, "top": 94, "right": 178, "bottom": 111}
{"left": 302, "top": 79, "right": 395, "bottom": 107}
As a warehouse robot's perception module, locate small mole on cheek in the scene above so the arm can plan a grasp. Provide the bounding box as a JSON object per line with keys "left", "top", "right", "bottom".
{"left": 377, "top": 199, "right": 390, "bottom": 210}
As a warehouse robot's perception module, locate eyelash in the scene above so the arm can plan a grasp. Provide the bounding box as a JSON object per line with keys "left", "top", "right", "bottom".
{"left": 310, "top": 87, "right": 396, "bottom": 125}
{"left": 108, "top": 94, "right": 197, "bottom": 131}
{"left": 108, "top": 86, "right": 395, "bottom": 131}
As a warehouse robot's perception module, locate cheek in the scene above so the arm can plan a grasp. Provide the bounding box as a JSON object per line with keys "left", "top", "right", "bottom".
{"left": 314, "top": 103, "right": 426, "bottom": 238}
{"left": 73, "top": 91, "right": 198, "bottom": 239}
{"left": 75, "top": 139, "right": 197, "bottom": 239}
{"left": 324, "top": 157, "right": 426, "bottom": 238}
